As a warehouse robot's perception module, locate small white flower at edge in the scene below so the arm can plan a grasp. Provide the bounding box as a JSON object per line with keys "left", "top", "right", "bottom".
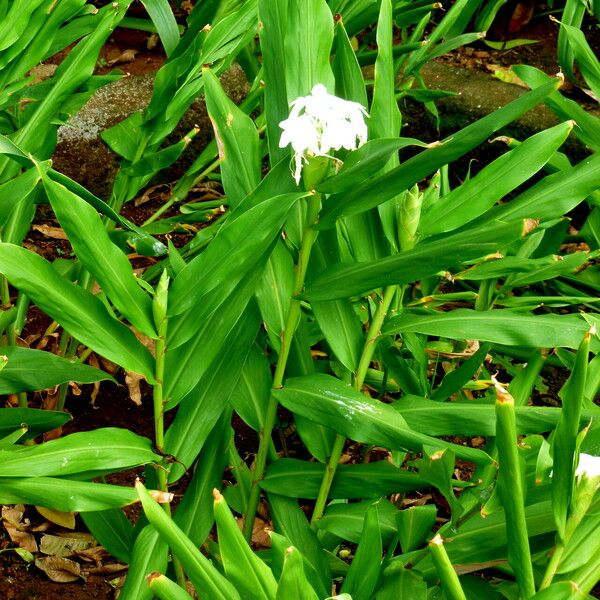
{"left": 279, "top": 84, "right": 369, "bottom": 184}
{"left": 576, "top": 453, "right": 600, "bottom": 482}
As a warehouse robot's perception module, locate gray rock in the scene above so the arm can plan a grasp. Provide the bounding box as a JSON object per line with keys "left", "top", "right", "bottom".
{"left": 52, "top": 64, "right": 249, "bottom": 199}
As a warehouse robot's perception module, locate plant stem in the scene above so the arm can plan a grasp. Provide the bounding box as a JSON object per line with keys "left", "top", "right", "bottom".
{"left": 429, "top": 534, "right": 467, "bottom": 600}
{"left": 243, "top": 194, "right": 321, "bottom": 542}
{"left": 153, "top": 315, "right": 168, "bottom": 500}
{"left": 310, "top": 285, "right": 397, "bottom": 527}
{"left": 494, "top": 382, "right": 536, "bottom": 599}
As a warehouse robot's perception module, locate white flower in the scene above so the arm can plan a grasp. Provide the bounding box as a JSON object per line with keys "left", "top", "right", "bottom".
{"left": 576, "top": 453, "right": 600, "bottom": 481}
{"left": 279, "top": 84, "right": 368, "bottom": 184}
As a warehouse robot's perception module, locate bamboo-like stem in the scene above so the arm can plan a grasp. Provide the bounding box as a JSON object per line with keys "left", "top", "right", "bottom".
{"left": 243, "top": 193, "right": 321, "bottom": 542}
{"left": 429, "top": 534, "right": 467, "bottom": 600}
{"left": 494, "top": 380, "right": 536, "bottom": 599}
{"left": 310, "top": 285, "right": 397, "bottom": 527}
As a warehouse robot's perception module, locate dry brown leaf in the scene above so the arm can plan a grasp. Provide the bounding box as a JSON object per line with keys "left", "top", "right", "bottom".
{"left": 84, "top": 563, "right": 128, "bottom": 575}
{"left": 75, "top": 545, "right": 108, "bottom": 563}
{"left": 40, "top": 534, "right": 93, "bottom": 557}
{"left": 107, "top": 49, "right": 138, "bottom": 66}
{"left": 32, "top": 224, "right": 69, "bottom": 240}
{"left": 36, "top": 506, "right": 76, "bottom": 529}
{"left": 35, "top": 556, "right": 83, "bottom": 583}
{"left": 125, "top": 371, "right": 143, "bottom": 406}
{"left": 2, "top": 505, "right": 38, "bottom": 552}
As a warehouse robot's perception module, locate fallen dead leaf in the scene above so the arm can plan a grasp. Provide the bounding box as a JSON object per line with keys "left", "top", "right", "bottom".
{"left": 84, "top": 563, "right": 128, "bottom": 575}
{"left": 2, "top": 505, "right": 38, "bottom": 553}
{"left": 125, "top": 371, "right": 144, "bottom": 406}
{"left": 36, "top": 506, "right": 76, "bottom": 530}
{"left": 107, "top": 49, "right": 138, "bottom": 66}
{"left": 32, "top": 224, "right": 68, "bottom": 240}
{"left": 35, "top": 556, "right": 83, "bottom": 583}
{"left": 40, "top": 534, "right": 93, "bottom": 557}
{"left": 75, "top": 545, "right": 108, "bottom": 563}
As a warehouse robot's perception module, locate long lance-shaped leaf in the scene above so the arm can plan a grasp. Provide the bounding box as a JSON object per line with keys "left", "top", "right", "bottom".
{"left": 394, "top": 397, "right": 599, "bottom": 437}
{"left": 259, "top": 0, "right": 289, "bottom": 166}
{"left": 341, "top": 504, "right": 383, "bottom": 600}
{"left": 136, "top": 481, "right": 241, "bottom": 600}
{"left": 0, "top": 428, "right": 158, "bottom": 477}
{"left": 284, "top": 0, "right": 334, "bottom": 102}
{"left": 203, "top": 67, "right": 260, "bottom": 209}
{"left": 274, "top": 374, "right": 490, "bottom": 464}
{"left": 419, "top": 120, "right": 574, "bottom": 236}
{"left": 383, "top": 309, "right": 599, "bottom": 353}
{"left": 317, "top": 78, "right": 561, "bottom": 227}
{"left": 481, "top": 153, "right": 600, "bottom": 224}
{"left": 552, "top": 328, "right": 592, "bottom": 538}
{"left": 168, "top": 192, "right": 305, "bottom": 320}
{"left": 0, "top": 478, "right": 144, "bottom": 513}
{"left": 42, "top": 175, "right": 156, "bottom": 338}
{"left": 0, "top": 408, "right": 70, "bottom": 440}
{"left": 0, "top": 346, "right": 113, "bottom": 393}
{"left": 261, "top": 459, "right": 426, "bottom": 499}
{"left": 119, "top": 525, "right": 168, "bottom": 600}
{"left": 140, "top": 0, "right": 179, "bottom": 57}
{"left": 305, "top": 220, "right": 527, "bottom": 301}
{"left": 276, "top": 547, "right": 320, "bottom": 600}
{"left": 0, "top": 244, "right": 155, "bottom": 381}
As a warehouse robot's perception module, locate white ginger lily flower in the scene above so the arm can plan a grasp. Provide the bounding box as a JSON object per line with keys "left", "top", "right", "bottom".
{"left": 576, "top": 453, "right": 600, "bottom": 482}
{"left": 279, "top": 84, "right": 369, "bottom": 184}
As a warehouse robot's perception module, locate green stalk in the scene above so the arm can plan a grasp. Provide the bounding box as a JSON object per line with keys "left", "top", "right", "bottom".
{"left": 494, "top": 381, "right": 536, "bottom": 599}
{"left": 428, "top": 534, "right": 467, "bottom": 600}
{"left": 243, "top": 193, "right": 321, "bottom": 542}
{"left": 310, "top": 285, "right": 397, "bottom": 527}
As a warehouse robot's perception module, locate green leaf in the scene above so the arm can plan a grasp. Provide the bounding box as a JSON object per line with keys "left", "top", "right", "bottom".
{"left": 305, "top": 220, "right": 526, "bottom": 301}
{"left": 376, "top": 564, "right": 428, "bottom": 600}
{"left": 0, "top": 346, "right": 112, "bottom": 393}
{"left": 168, "top": 193, "right": 305, "bottom": 320}
{"left": 0, "top": 478, "right": 138, "bottom": 514}
{"left": 0, "top": 408, "right": 70, "bottom": 440}
{"left": 258, "top": 0, "right": 289, "bottom": 166}
{"left": 560, "top": 22, "right": 600, "bottom": 99}
{"left": 0, "top": 428, "right": 158, "bottom": 477}
{"left": 118, "top": 525, "right": 168, "bottom": 600}
{"left": 261, "top": 459, "right": 426, "bottom": 499}
{"left": 276, "top": 547, "right": 320, "bottom": 600}
{"left": 269, "top": 494, "right": 331, "bottom": 598}
{"left": 274, "top": 374, "right": 490, "bottom": 463}
{"left": 0, "top": 244, "right": 155, "bottom": 381}
{"left": 552, "top": 329, "right": 591, "bottom": 538}
{"left": 317, "top": 499, "right": 399, "bottom": 545}
{"left": 284, "top": 0, "right": 334, "bottom": 101}
{"left": 383, "top": 309, "right": 598, "bottom": 352}
{"left": 140, "top": 0, "right": 179, "bottom": 57}
{"left": 214, "top": 489, "right": 278, "bottom": 599}
{"left": 174, "top": 413, "right": 231, "bottom": 546}
{"left": 81, "top": 508, "right": 133, "bottom": 563}
{"left": 393, "top": 396, "right": 597, "bottom": 437}
{"left": 340, "top": 504, "right": 383, "bottom": 600}
{"left": 419, "top": 121, "right": 574, "bottom": 236}
{"left": 318, "top": 78, "right": 561, "bottom": 227}
{"left": 148, "top": 573, "right": 195, "bottom": 600}
{"left": 333, "top": 18, "right": 368, "bottom": 106}
{"left": 396, "top": 504, "right": 437, "bottom": 553}
{"left": 137, "top": 481, "right": 241, "bottom": 600}
{"left": 42, "top": 175, "right": 156, "bottom": 338}
{"left": 164, "top": 304, "right": 259, "bottom": 481}
{"left": 203, "top": 68, "right": 260, "bottom": 209}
